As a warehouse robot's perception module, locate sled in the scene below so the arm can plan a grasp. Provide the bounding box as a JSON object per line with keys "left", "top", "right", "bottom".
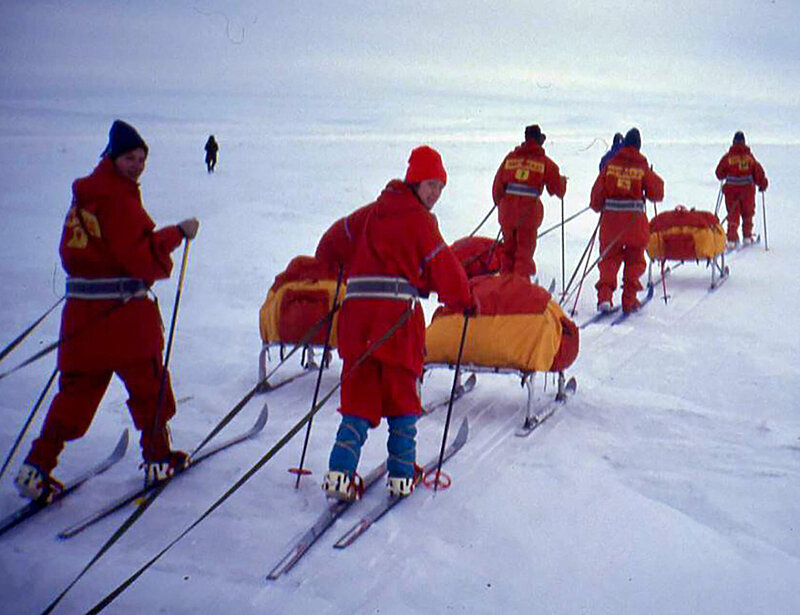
{"left": 257, "top": 255, "right": 343, "bottom": 391}
{"left": 646, "top": 205, "right": 729, "bottom": 291}
{"left": 424, "top": 274, "right": 579, "bottom": 434}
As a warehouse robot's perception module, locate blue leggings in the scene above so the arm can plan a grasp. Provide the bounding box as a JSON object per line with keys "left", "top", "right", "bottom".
{"left": 328, "top": 414, "right": 418, "bottom": 479}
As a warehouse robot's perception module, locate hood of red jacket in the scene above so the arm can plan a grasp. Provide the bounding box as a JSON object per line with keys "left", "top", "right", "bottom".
{"left": 727, "top": 143, "right": 752, "bottom": 156}
{"left": 608, "top": 145, "right": 647, "bottom": 166}
{"left": 373, "top": 179, "right": 428, "bottom": 217}
{"left": 73, "top": 156, "right": 140, "bottom": 202}
{"left": 512, "top": 141, "right": 546, "bottom": 156}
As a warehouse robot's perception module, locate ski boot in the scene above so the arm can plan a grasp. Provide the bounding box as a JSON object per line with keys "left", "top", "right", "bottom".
{"left": 143, "top": 450, "right": 190, "bottom": 486}
{"left": 14, "top": 463, "right": 64, "bottom": 502}
{"left": 387, "top": 463, "right": 424, "bottom": 497}
{"left": 322, "top": 470, "right": 363, "bottom": 502}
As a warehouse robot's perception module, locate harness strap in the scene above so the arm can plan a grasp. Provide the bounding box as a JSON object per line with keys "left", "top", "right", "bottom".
{"left": 604, "top": 198, "right": 645, "bottom": 212}
{"left": 66, "top": 277, "right": 149, "bottom": 300}
{"left": 345, "top": 276, "right": 419, "bottom": 301}
{"left": 505, "top": 182, "right": 541, "bottom": 198}
{"left": 724, "top": 176, "right": 754, "bottom": 186}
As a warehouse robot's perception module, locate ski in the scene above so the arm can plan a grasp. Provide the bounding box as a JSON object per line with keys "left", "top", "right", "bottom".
{"left": 422, "top": 373, "right": 476, "bottom": 415}
{"left": 0, "top": 429, "right": 129, "bottom": 538}
{"left": 579, "top": 305, "right": 622, "bottom": 329}
{"left": 515, "top": 377, "right": 577, "bottom": 437}
{"left": 333, "top": 417, "right": 469, "bottom": 549}
{"left": 266, "top": 458, "right": 388, "bottom": 580}
{"left": 57, "top": 403, "right": 268, "bottom": 540}
{"left": 725, "top": 234, "right": 761, "bottom": 255}
{"left": 610, "top": 283, "right": 656, "bottom": 326}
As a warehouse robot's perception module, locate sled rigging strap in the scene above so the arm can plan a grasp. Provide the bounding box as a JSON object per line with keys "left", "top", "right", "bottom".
{"left": 0, "top": 296, "right": 64, "bottom": 367}
{"left": 0, "top": 367, "right": 59, "bottom": 484}
{"left": 0, "top": 297, "right": 132, "bottom": 383}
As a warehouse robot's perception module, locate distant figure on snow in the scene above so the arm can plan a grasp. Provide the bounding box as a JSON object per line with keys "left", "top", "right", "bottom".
{"left": 14, "top": 119, "right": 200, "bottom": 502}
{"left": 204, "top": 135, "right": 219, "bottom": 173}
{"left": 492, "top": 124, "right": 567, "bottom": 279}
{"left": 321, "top": 145, "right": 475, "bottom": 502}
{"left": 590, "top": 127, "right": 664, "bottom": 314}
{"left": 714, "top": 131, "right": 768, "bottom": 247}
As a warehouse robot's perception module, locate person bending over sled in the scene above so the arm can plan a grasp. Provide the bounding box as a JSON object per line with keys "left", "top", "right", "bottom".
{"left": 492, "top": 124, "right": 567, "bottom": 279}
{"left": 323, "top": 145, "right": 474, "bottom": 501}
{"left": 590, "top": 127, "right": 664, "bottom": 314}
{"left": 15, "top": 120, "right": 200, "bottom": 501}
{"left": 715, "top": 131, "right": 768, "bottom": 248}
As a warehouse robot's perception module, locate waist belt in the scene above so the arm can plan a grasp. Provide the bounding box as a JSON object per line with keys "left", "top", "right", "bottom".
{"left": 604, "top": 198, "right": 645, "bottom": 212}
{"left": 724, "top": 176, "right": 754, "bottom": 186}
{"left": 505, "top": 183, "right": 541, "bottom": 198}
{"left": 345, "top": 276, "right": 419, "bottom": 301}
{"left": 66, "top": 277, "right": 149, "bottom": 300}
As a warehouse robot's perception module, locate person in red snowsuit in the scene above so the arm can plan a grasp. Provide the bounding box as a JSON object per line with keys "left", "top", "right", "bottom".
{"left": 715, "top": 131, "right": 768, "bottom": 245}
{"left": 590, "top": 128, "right": 664, "bottom": 314}
{"left": 15, "top": 120, "right": 200, "bottom": 501}
{"left": 322, "top": 146, "right": 473, "bottom": 501}
{"left": 492, "top": 124, "right": 567, "bottom": 278}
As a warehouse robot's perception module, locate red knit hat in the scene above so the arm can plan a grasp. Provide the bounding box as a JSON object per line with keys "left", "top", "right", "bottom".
{"left": 404, "top": 146, "right": 447, "bottom": 185}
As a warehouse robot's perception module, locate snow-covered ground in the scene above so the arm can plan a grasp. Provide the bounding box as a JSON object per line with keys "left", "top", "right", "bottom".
{"left": 1, "top": 3, "right": 799, "bottom": 614}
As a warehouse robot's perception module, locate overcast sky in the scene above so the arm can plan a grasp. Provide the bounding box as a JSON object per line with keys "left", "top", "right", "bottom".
{"left": 1, "top": 0, "right": 797, "bottom": 105}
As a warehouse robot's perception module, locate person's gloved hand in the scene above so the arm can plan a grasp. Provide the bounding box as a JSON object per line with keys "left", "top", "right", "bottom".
{"left": 178, "top": 218, "right": 200, "bottom": 239}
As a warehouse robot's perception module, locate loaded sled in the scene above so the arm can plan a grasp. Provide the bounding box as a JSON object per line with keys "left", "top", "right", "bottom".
{"left": 257, "top": 256, "right": 343, "bottom": 391}
{"left": 424, "top": 274, "right": 579, "bottom": 436}
{"left": 646, "top": 205, "right": 729, "bottom": 290}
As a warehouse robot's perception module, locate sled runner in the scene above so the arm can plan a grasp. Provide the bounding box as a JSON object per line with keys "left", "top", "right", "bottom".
{"left": 257, "top": 255, "right": 344, "bottom": 390}
{"left": 646, "top": 205, "right": 729, "bottom": 290}
{"left": 424, "top": 274, "right": 579, "bottom": 434}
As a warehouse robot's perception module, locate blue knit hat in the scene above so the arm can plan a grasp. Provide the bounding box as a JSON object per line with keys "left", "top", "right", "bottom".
{"left": 624, "top": 128, "right": 641, "bottom": 150}
{"left": 733, "top": 131, "right": 745, "bottom": 144}
{"left": 101, "top": 120, "right": 148, "bottom": 159}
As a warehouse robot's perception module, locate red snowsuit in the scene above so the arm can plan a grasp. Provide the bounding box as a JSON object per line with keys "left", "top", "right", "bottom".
{"left": 590, "top": 146, "right": 664, "bottom": 311}
{"left": 336, "top": 180, "right": 472, "bottom": 426}
{"left": 492, "top": 140, "right": 566, "bottom": 277}
{"left": 314, "top": 202, "right": 374, "bottom": 276}
{"left": 714, "top": 143, "right": 768, "bottom": 242}
{"left": 26, "top": 156, "right": 185, "bottom": 473}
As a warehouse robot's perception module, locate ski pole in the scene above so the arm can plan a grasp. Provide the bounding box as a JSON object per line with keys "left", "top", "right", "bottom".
{"left": 560, "top": 216, "right": 599, "bottom": 308}
{"left": 147, "top": 239, "right": 191, "bottom": 462}
{"left": 761, "top": 191, "right": 769, "bottom": 251}
{"left": 292, "top": 265, "right": 344, "bottom": 487}
{"left": 468, "top": 203, "right": 497, "bottom": 237}
{"left": 430, "top": 312, "right": 470, "bottom": 492}
{"left": 461, "top": 228, "right": 503, "bottom": 271}
{"left": 537, "top": 205, "right": 591, "bottom": 240}
{"left": 0, "top": 300, "right": 127, "bottom": 383}
{"left": 0, "top": 296, "right": 64, "bottom": 366}
{"left": 560, "top": 197, "right": 566, "bottom": 295}
{"left": 0, "top": 367, "right": 58, "bottom": 483}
